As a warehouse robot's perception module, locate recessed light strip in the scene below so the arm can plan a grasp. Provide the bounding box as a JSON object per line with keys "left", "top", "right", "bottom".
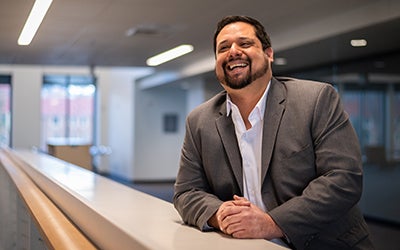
{"left": 146, "top": 44, "right": 194, "bottom": 66}
{"left": 350, "top": 39, "right": 367, "bottom": 47}
{"left": 18, "top": 0, "right": 53, "bottom": 46}
{"left": 274, "top": 57, "right": 287, "bottom": 66}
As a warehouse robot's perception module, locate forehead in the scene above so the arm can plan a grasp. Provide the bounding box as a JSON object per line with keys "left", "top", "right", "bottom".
{"left": 216, "top": 22, "right": 256, "bottom": 43}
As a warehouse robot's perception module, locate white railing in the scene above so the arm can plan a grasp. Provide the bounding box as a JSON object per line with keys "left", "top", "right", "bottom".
{"left": 0, "top": 147, "right": 287, "bottom": 250}
{"left": 0, "top": 147, "right": 97, "bottom": 250}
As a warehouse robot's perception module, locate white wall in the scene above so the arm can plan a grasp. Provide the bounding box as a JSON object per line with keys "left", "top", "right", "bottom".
{"left": 11, "top": 66, "right": 42, "bottom": 149}
{"left": 132, "top": 74, "right": 224, "bottom": 181}
{"left": 181, "top": 77, "right": 205, "bottom": 114}
{"left": 133, "top": 83, "right": 187, "bottom": 180}
{"left": 94, "top": 67, "right": 152, "bottom": 179}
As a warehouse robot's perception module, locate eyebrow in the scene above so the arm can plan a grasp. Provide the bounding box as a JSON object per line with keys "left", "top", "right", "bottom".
{"left": 217, "top": 37, "right": 255, "bottom": 48}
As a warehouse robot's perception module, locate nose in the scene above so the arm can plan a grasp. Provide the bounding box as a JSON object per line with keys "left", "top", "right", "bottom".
{"left": 228, "top": 43, "right": 242, "bottom": 58}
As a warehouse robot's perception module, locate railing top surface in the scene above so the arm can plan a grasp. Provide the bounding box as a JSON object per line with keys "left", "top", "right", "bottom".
{"left": 5, "top": 148, "right": 288, "bottom": 250}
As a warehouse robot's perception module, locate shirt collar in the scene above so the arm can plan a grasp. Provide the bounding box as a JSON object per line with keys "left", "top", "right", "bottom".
{"left": 226, "top": 80, "right": 271, "bottom": 118}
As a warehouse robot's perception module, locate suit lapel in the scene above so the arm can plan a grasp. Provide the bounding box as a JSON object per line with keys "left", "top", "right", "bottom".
{"left": 216, "top": 107, "right": 243, "bottom": 193}
{"left": 261, "top": 78, "right": 286, "bottom": 182}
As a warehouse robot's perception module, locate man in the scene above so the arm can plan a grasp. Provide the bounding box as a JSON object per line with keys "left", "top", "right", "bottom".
{"left": 173, "top": 15, "right": 374, "bottom": 249}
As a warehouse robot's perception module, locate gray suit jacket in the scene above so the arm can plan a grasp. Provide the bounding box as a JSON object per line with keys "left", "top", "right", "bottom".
{"left": 174, "top": 77, "right": 373, "bottom": 249}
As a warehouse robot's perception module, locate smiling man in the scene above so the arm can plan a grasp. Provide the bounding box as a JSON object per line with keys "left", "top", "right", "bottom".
{"left": 173, "top": 15, "right": 374, "bottom": 250}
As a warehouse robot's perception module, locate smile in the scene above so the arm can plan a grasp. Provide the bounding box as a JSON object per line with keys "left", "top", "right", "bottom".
{"left": 228, "top": 63, "right": 248, "bottom": 70}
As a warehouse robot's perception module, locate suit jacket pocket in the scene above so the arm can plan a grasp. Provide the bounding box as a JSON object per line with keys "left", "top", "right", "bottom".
{"left": 271, "top": 144, "right": 316, "bottom": 199}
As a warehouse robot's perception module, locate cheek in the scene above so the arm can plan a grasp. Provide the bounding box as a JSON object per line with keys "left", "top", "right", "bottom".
{"left": 252, "top": 53, "right": 268, "bottom": 68}
{"left": 215, "top": 58, "right": 225, "bottom": 74}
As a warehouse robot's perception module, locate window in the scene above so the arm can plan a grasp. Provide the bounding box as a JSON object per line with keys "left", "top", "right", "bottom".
{"left": 0, "top": 75, "right": 11, "bottom": 147}
{"left": 342, "top": 84, "right": 386, "bottom": 159}
{"left": 41, "top": 75, "right": 96, "bottom": 151}
{"left": 277, "top": 50, "right": 400, "bottom": 225}
{"left": 393, "top": 86, "right": 400, "bottom": 160}
{"left": 285, "top": 53, "right": 400, "bottom": 163}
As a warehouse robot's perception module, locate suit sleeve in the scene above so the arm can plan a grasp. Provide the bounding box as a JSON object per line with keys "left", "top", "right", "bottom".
{"left": 268, "top": 84, "right": 363, "bottom": 247}
{"left": 173, "top": 114, "right": 223, "bottom": 230}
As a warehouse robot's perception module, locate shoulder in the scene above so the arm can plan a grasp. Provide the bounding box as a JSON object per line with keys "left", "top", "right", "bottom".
{"left": 272, "top": 76, "right": 337, "bottom": 99}
{"left": 274, "top": 76, "right": 332, "bottom": 90}
{"left": 186, "top": 90, "right": 226, "bottom": 123}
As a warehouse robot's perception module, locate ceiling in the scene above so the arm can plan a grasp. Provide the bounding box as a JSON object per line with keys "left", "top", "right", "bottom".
{"left": 1, "top": 0, "right": 400, "bottom": 78}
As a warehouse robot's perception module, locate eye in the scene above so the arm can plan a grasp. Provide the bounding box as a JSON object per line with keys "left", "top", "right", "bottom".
{"left": 217, "top": 45, "right": 229, "bottom": 53}
{"left": 240, "top": 41, "right": 253, "bottom": 48}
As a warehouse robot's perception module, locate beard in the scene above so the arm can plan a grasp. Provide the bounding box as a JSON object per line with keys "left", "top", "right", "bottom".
{"left": 217, "top": 57, "right": 269, "bottom": 90}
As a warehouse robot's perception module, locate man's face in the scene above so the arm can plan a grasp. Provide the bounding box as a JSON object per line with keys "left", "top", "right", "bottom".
{"left": 215, "top": 22, "right": 273, "bottom": 90}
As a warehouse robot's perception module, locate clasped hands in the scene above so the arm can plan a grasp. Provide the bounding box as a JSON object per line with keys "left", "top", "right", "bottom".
{"left": 208, "top": 195, "right": 283, "bottom": 239}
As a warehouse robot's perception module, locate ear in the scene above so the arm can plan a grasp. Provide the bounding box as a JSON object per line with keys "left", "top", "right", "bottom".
{"left": 264, "top": 47, "right": 274, "bottom": 62}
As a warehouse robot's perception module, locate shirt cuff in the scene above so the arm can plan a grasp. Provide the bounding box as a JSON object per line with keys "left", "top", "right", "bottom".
{"left": 202, "top": 222, "right": 215, "bottom": 232}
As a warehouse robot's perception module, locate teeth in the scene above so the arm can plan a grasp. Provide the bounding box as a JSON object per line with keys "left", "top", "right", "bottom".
{"left": 229, "top": 63, "right": 247, "bottom": 70}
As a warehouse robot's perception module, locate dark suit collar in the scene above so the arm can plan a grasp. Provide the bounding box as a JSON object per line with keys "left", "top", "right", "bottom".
{"left": 261, "top": 77, "right": 286, "bottom": 181}
{"left": 216, "top": 107, "right": 243, "bottom": 193}
{"left": 214, "top": 90, "right": 243, "bottom": 192}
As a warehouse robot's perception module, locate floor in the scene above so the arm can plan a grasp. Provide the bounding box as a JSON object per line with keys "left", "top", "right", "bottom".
{"left": 109, "top": 177, "right": 400, "bottom": 250}
{"left": 366, "top": 218, "right": 400, "bottom": 250}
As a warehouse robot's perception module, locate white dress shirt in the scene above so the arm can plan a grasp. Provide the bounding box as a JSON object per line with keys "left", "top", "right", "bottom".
{"left": 226, "top": 82, "right": 270, "bottom": 212}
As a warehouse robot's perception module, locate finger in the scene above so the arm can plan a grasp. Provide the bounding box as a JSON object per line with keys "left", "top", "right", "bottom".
{"left": 221, "top": 214, "right": 240, "bottom": 234}
{"left": 217, "top": 207, "right": 237, "bottom": 231}
{"left": 225, "top": 221, "right": 245, "bottom": 237}
{"left": 231, "top": 229, "right": 249, "bottom": 239}
{"left": 232, "top": 195, "right": 251, "bottom": 206}
{"left": 233, "top": 195, "right": 247, "bottom": 200}
{"left": 218, "top": 205, "right": 243, "bottom": 224}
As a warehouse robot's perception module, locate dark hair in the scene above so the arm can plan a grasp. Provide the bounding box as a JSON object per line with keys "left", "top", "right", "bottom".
{"left": 213, "top": 15, "right": 272, "bottom": 54}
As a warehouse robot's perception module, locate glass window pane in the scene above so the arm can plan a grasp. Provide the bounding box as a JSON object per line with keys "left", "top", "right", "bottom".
{"left": 41, "top": 83, "right": 67, "bottom": 151}
{"left": 41, "top": 75, "right": 95, "bottom": 151}
{"left": 342, "top": 91, "right": 361, "bottom": 138}
{"left": 363, "top": 90, "right": 385, "bottom": 146}
{"left": 393, "top": 87, "right": 400, "bottom": 160}
{"left": 281, "top": 52, "right": 400, "bottom": 226}
{"left": 0, "top": 81, "right": 11, "bottom": 146}
{"left": 68, "top": 84, "right": 95, "bottom": 141}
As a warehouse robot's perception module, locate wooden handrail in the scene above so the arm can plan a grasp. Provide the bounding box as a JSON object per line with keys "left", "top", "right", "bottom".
{"left": 0, "top": 148, "right": 97, "bottom": 250}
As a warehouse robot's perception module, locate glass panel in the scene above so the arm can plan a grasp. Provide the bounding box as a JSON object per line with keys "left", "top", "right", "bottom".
{"left": 41, "top": 83, "right": 67, "bottom": 140}
{"left": 281, "top": 52, "right": 400, "bottom": 225}
{"left": 41, "top": 75, "right": 95, "bottom": 151}
{"left": 342, "top": 84, "right": 385, "bottom": 162}
{"left": 393, "top": 87, "right": 400, "bottom": 161}
{"left": 0, "top": 82, "right": 11, "bottom": 146}
{"left": 68, "top": 84, "right": 95, "bottom": 141}
{"left": 363, "top": 90, "right": 385, "bottom": 146}
{"left": 342, "top": 91, "right": 361, "bottom": 142}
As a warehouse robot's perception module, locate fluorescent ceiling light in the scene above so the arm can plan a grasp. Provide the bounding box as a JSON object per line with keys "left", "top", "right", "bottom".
{"left": 350, "top": 39, "right": 367, "bottom": 47}
{"left": 146, "top": 44, "right": 194, "bottom": 66}
{"left": 18, "top": 0, "right": 53, "bottom": 46}
{"left": 274, "top": 57, "right": 287, "bottom": 66}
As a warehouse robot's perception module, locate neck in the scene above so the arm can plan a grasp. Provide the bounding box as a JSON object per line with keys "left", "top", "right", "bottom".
{"left": 228, "top": 77, "right": 270, "bottom": 129}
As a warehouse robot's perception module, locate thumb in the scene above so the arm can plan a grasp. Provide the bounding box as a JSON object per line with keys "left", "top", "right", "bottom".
{"left": 233, "top": 195, "right": 247, "bottom": 200}
{"left": 233, "top": 195, "right": 251, "bottom": 206}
